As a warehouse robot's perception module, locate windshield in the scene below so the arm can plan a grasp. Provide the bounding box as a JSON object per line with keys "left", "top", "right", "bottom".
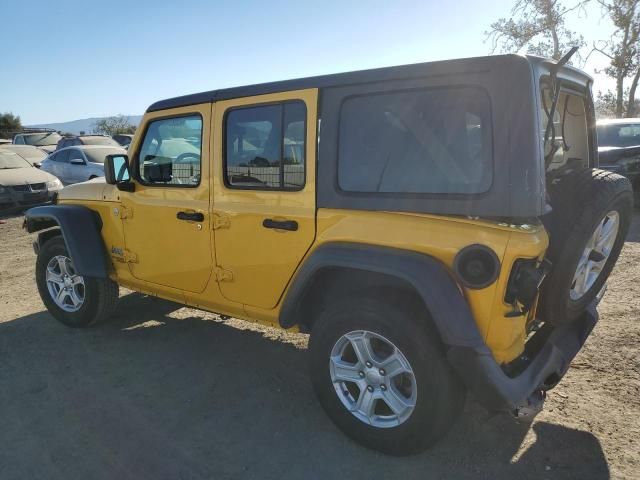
{"left": 84, "top": 148, "right": 126, "bottom": 163}
{"left": 82, "top": 136, "right": 120, "bottom": 146}
{"left": 22, "top": 132, "right": 62, "bottom": 146}
{"left": 0, "top": 151, "right": 31, "bottom": 169}
{"left": 596, "top": 123, "right": 640, "bottom": 148}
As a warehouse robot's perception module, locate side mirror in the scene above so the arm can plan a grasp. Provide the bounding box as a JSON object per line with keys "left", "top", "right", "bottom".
{"left": 70, "top": 158, "right": 85, "bottom": 165}
{"left": 105, "top": 154, "right": 135, "bottom": 192}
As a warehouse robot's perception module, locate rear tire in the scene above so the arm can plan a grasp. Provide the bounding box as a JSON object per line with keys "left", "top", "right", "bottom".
{"left": 308, "top": 296, "right": 464, "bottom": 455}
{"left": 540, "top": 169, "right": 632, "bottom": 325}
{"left": 36, "top": 235, "right": 119, "bottom": 328}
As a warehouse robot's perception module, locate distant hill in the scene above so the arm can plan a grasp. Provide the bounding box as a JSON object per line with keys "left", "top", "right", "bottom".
{"left": 27, "top": 115, "right": 143, "bottom": 135}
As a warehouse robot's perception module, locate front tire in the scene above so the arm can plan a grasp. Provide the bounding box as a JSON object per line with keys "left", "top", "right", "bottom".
{"left": 36, "top": 235, "right": 119, "bottom": 327}
{"left": 309, "top": 296, "right": 464, "bottom": 455}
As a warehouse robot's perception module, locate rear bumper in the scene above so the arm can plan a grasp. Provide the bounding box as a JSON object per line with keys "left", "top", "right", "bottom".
{"left": 447, "top": 301, "right": 598, "bottom": 412}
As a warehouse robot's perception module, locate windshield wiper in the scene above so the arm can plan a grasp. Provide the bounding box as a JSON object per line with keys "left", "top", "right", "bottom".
{"left": 543, "top": 47, "right": 579, "bottom": 168}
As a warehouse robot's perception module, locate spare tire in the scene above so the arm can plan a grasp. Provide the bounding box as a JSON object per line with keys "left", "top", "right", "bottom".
{"left": 539, "top": 168, "right": 633, "bottom": 325}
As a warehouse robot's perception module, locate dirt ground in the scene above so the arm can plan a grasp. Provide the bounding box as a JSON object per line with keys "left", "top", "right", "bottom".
{"left": 0, "top": 211, "right": 638, "bottom": 480}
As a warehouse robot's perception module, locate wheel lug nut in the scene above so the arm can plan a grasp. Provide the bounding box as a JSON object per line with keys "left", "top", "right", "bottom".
{"left": 367, "top": 385, "right": 374, "bottom": 392}
{"left": 379, "top": 369, "right": 385, "bottom": 376}
{"left": 365, "top": 361, "right": 372, "bottom": 368}
{"left": 358, "top": 371, "right": 365, "bottom": 378}
{"left": 380, "top": 384, "right": 387, "bottom": 391}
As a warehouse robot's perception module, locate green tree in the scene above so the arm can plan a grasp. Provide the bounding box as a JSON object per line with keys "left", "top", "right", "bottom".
{"left": 0, "top": 112, "right": 22, "bottom": 139}
{"left": 487, "top": 0, "right": 586, "bottom": 62}
{"left": 93, "top": 115, "right": 136, "bottom": 136}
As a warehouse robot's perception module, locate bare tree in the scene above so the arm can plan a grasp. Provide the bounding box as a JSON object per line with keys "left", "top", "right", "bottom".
{"left": 93, "top": 115, "right": 136, "bottom": 136}
{"left": 591, "top": 0, "right": 640, "bottom": 117}
{"left": 487, "top": 0, "right": 587, "bottom": 61}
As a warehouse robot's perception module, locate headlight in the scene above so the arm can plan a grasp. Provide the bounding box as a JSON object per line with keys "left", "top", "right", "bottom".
{"left": 46, "top": 179, "right": 62, "bottom": 189}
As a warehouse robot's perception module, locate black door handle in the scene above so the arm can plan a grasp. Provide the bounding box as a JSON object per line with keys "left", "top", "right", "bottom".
{"left": 263, "top": 218, "right": 298, "bottom": 231}
{"left": 177, "top": 211, "right": 204, "bottom": 222}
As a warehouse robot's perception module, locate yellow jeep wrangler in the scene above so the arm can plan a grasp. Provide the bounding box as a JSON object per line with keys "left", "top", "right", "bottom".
{"left": 25, "top": 52, "right": 633, "bottom": 455}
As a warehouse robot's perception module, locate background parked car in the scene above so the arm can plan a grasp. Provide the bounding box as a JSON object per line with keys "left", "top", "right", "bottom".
{"left": 113, "top": 134, "right": 134, "bottom": 148}
{"left": 56, "top": 135, "right": 120, "bottom": 150}
{"left": 12, "top": 132, "right": 62, "bottom": 153}
{"left": 597, "top": 118, "right": 640, "bottom": 204}
{"left": 0, "top": 139, "right": 11, "bottom": 145}
{"left": 0, "top": 150, "right": 62, "bottom": 210}
{"left": 0, "top": 145, "right": 48, "bottom": 167}
{"left": 40, "top": 145, "right": 126, "bottom": 185}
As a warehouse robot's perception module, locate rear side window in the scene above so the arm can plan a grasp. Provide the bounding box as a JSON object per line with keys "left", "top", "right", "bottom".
{"left": 338, "top": 87, "right": 492, "bottom": 194}
{"left": 224, "top": 101, "right": 306, "bottom": 190}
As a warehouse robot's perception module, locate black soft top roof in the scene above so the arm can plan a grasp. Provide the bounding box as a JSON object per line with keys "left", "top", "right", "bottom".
{"left": 147, "top": 54, "right": 549, "bottom": 113}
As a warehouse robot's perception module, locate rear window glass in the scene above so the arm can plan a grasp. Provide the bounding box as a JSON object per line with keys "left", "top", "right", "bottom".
{"left": 338, "top": 87, "right": 492, "bottom": 194}
{"left": 81, "top": 136, "right": 120, "bottom": 147}
{"left": 84, "top": 148, "right": 126, "bottom": 163}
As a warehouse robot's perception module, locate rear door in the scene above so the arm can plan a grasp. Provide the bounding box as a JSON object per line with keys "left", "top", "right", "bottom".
{"left": 211, "top": 89, "right": 317, "bottom": 309}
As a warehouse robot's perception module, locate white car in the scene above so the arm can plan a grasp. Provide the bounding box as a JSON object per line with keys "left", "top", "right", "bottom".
{"left": 0, "top": 144, "right": 48, "bottom": 167}
{"left": 40, "top": 145, "right": 126, "bottom": 185}
{"left": 0, "top": 150, "right": 62, "bottom": 210}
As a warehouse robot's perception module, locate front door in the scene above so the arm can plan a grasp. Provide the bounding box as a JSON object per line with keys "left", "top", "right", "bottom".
{"left": 212, "top": 89, "right": 318, "bottom": 309}
{"left": 120, "top": 104, "right": 213, "bottom": 293}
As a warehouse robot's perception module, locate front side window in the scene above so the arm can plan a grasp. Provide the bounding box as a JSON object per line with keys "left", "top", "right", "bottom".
{"left": 55, "top": 150, "right": 70, "bottom": 163}
{"left": 338, "top": 87, "right": 492, "bottom": 194}
{"left": 225, "top": 102, "right": 306, "bottom": 190}
{"left": 137, "top": 115, "right": 202, "bottom": 186}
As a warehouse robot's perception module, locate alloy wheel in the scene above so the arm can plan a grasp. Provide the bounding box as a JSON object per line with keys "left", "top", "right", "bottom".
{"left": 329, "top": 330, "right": 417, "bottom": 428}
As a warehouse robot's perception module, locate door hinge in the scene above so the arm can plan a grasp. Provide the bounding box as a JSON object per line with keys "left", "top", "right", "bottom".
{"left": 212, "top": 212, "right": 230, "bottom": 230}
{"left": 214, "top": 266, "right": 233, "bottom": 282}
{"left": 116, "top": 205, "right": 133, "bottom": 219}
{"left": 111, "top": 247, "right": 138, "bottom": 263}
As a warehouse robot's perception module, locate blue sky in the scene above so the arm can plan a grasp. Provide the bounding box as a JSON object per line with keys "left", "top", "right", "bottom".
{"left": 0, "top": 0, "right": 615, "bottom": 124}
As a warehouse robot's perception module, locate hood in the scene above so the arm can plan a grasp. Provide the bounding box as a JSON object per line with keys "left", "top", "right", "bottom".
{"left": 38, "top": 145, "right": 57, "bottom": 153}
{"left": 0, "top": 166, "right": 58, "bottom": 186}
{"left": 58, "top": 176, "right": 109, "bottom": 201}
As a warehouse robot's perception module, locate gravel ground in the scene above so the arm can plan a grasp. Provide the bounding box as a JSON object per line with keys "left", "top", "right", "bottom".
{"left": 0, "top": 211, "right": 638, "bottom": 480}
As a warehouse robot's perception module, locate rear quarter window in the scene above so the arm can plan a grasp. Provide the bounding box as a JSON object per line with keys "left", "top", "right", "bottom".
{"left": 338, "top": 86, "right": 493, "bottom": 194}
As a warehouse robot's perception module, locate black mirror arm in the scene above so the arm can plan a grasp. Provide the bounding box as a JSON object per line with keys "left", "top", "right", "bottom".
{"left": 116, "top": 182, "right": 135, "bottom": 192}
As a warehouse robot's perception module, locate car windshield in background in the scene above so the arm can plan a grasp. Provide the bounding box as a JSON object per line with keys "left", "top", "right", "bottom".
{"left": 23, "top": 132, "right": 62, "bottom": 146}
{"left": 82, "top": 136, "right": 120, "bottom": 146}
{"left": 597, "top": 123, "right": 640, "bottom": 148}
{"left": 84, "top": 148, "right": 126, "bottom": 163}
{"left": 0, "top": 152, "right": 31, "bottom": 169}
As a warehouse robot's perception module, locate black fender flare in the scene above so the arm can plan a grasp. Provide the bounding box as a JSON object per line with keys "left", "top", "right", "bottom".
{"left": 279, "top": 242, "right": 598, "bottom": 413}
{"left": 24, "top": 205, "right": 109, "bottom": 278}
{"left": 279, "top": 242, "right": 489, "bottom": 354}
